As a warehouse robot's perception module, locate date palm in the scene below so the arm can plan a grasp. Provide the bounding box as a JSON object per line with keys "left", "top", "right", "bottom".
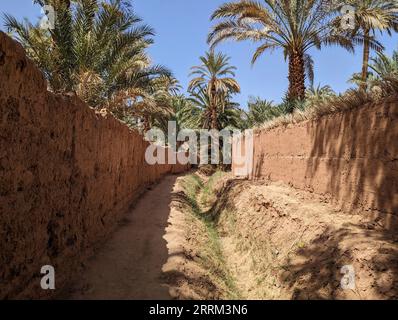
{"left": 153, "top": 95, "right": 192, "bottom": 133}
{"left": 188, "top": 51, "right": 240, "bottom": 130}
{"left": 367, "top": 49, "right": 398, "bottom": 96}
{"left": 188, "top": 87, "right": 243, "bottom": 130}
{"left": 370, "top": 49, "right": 398, "bottom": 77}
{"left": 4, "top": 0, "right": 172, "bottom": 124}
{"left": 208, "top": 0, "right": 358, "bottom": 103}
{"left": 336, "top": 0, "right": 398, "bottom": 89}
{"left": 305, "top": 84, "right": 335, "bottom": 104}
{"left": 246, "top": 97, "right": 281, "bottom": 127}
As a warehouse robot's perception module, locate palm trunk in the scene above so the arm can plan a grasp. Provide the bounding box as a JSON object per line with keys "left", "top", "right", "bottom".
{"left": 143, "top": 115, "right": 150, "bottom": 133}
{"left": 209, "top": 81, "right": 218, "bottom": 130}
{"left": 210, "top": 94, "right": 220, "bottom": 166}
{"left": 288, "top": 50, "right": 306, "bottom": 105}
{"left": 207, "top": 80, "right": 219, "bottom": 167}
{"left": 211, "top": 102, "right": 218, "bottom": 130}
{"left": 361, "top": 28, "right": 371, "bottom": 91}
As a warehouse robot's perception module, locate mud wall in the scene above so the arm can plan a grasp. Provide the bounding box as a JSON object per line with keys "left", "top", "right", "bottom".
{"left": 233, "top": 100, "right": 398, "bottom": 222}
{"left": 0, "top": 32, "right": 188, "bottom": 299}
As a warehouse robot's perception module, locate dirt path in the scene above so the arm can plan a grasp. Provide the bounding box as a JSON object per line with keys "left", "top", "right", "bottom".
{"left": 62, "top": 172, "right": 398, "bottom": 300}
{"left": 66, "top": 175, "right": 179, "bottom": 300}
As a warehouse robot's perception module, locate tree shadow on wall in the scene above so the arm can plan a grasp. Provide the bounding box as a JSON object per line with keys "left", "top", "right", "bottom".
{"left": 305, "top": 101, "right": 397, "bottom": 228}
{"left": 253, "top": 153, "right": 265, "bottom": 180}
{"left": 280, "top": 223, "right": 398, "bottom": 299}
{"left": 296, "top": 100, "right": 398, "bottom": 299}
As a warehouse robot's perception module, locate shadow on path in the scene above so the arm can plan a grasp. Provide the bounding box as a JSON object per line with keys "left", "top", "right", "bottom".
{"left": 65, "top": 175, "right": 178, "bottom": 300}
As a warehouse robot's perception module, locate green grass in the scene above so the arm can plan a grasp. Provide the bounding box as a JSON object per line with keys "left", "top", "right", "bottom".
{"left": 200, "top": 171, "right": 224, "bottom": 208}
{"left": 181, "top": 173, "right": 241, "bottom": 299}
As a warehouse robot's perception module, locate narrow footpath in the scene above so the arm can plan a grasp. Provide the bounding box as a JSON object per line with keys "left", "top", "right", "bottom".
{"left": 66, "top": 176, "right": 179, "bottom": 300}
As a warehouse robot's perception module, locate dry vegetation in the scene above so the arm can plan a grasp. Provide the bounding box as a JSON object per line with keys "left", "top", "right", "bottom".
{"left": 260, "top": 89, "right": 398, "bottom": 132}
{"left": 163, "top": 173, "right": 241, "bottom": 299}
{"left": 169, "top": 171, "right": 398, "bottom": 300}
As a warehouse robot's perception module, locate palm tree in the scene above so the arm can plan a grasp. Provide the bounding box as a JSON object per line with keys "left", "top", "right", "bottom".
{"left": 188, "top": 51, "right": 240, "bottom": 129}
{"left": 4, "top": 0, "right": 172, "bottom": 127}
{"left": 208, "top": 0, "right": 358, "bottom": 103}
{"left": 188, "top": 87, "right": 243, "bottom": 130}
{"left": 154, "top": 75, "right": 182, "bottom": 96}
{"left": 366, "top": 49, "right": 398, "bottom": 96}
{"left": 139, "top": 76, "right": 181, "bottom": 132}
{"left": 306, "top": 84, "right": 336, "bottom": 104}
{"left": 154, "top": 95, "right": 192, "bottom": 133}
{"left": 185, "top": 87, "right": 244, "bottom": 168}
{"left": 370, "top": 49, "right": 398, "bottom": 77}
{"left": 246, "top": 96, "right": 297, "bottom": 127}
{"left": 338, "top": 0, "right": 398, "bottom": 89}
{"left": 246, "top": 97, "right": 276, "bottom": 127}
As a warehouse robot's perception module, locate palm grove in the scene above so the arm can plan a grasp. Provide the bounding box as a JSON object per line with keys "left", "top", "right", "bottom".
{"left": 4, "top": 0, "right": 398, "bottom": 136}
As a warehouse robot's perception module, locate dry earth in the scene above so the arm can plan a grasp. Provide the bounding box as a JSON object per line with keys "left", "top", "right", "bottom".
{"left": 64, "top": 176, "right": 177, "bottom": 299}
{"left": 62, "top": 172, "right": 398, "bottom": 300}
{"left": 212, "top": 174, "right": 398, "bottom": 300}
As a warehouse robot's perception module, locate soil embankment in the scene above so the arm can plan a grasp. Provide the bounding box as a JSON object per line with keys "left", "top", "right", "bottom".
{"left": 167, "top": 172, "right": 398, "bottom": 300}
{"left": 38, "top": 172, "right": 398, "bottom": 300}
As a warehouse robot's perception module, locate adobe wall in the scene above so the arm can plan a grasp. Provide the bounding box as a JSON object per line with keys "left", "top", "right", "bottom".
{"left": 0, "top": 32, "right": 188, "bottom": 299}
{"left": 233, "top": 100, "right": 398, "bottom": 224}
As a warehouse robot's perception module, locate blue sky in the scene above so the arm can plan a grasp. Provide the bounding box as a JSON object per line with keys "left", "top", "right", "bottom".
{"left": 1, "top": 0, "right": 398, "bottom": 107}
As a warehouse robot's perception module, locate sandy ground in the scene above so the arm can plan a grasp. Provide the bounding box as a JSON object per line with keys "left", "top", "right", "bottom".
{"left": 213, "top": 176, "right": 398, "bottom": 300}
{"left": 65, "top": 175, "right": 179, "bottom": 300}
{"left": 64, "top": 173, "right": 222, "bottom": 300}
{"left": 62, "top": 173, "right": 398, "bottom": 300}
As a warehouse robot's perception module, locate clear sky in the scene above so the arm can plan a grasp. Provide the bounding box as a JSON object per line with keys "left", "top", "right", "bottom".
{"left": 1, "top": 0, "right": 398, "bottom": 107}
